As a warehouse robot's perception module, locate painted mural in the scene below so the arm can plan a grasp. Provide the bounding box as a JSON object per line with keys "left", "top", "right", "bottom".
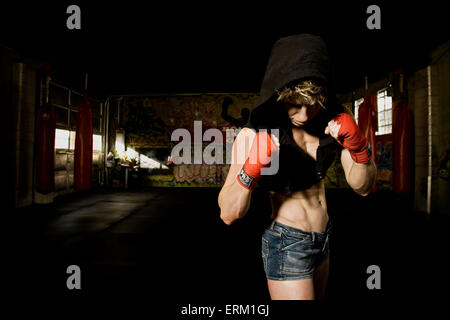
{"left": 122, "top": 94, "right": 255, "bottom": 148}
{"left": 146, "top": 164, "right": 231, "bottom": 187}
{"left": 119, "top": 94, "right": 255, "bottom": 187}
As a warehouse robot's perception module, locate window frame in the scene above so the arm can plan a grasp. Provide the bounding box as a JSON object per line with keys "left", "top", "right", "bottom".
{"left": 375, "top": 88, "right": 393, "bottom": 136}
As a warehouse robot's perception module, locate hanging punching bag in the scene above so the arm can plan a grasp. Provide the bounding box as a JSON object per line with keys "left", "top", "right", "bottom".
{"left": 74, "top": 94, "right": 93, "bottom": 191}
{"left": 393, "top": 99, "right": 412, "bottom": 194}
{"left": 357, "top": 92, "right": 377, "bottom": 192}
{"left": 36, "top": 102, "right": 56, "bottom": 193}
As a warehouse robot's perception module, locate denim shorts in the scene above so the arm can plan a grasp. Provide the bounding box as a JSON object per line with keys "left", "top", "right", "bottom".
{"left": 261, "top": 220, "right": 331, "bottom": 281}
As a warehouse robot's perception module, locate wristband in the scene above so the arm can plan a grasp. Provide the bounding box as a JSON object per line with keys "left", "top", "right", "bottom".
{"left": 237, "top": 167, "right": 257, "bottom": 190}
{"left": 349, "top": 141, "right": 371, "bottom": 164}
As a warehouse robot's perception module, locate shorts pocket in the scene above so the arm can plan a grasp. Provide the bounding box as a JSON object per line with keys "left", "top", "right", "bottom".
{"left": 280, "top": 233, "right": 313, "bottom": 274}
{"left": 280, "top": 232, "right": 308, "bottom": 252}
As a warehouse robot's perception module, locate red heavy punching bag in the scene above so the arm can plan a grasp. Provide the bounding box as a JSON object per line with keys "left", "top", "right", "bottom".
{"left": 36, "top": 102, "right": 56, "bottom": 193}
{"left": 357, "top": 92, "right": 377, "bottom": 192}
{"left": 74, "top": 94, "right": 93, "bottom": 191}
{"left": 393, "top": 99, "right": 412, "bottom": 193}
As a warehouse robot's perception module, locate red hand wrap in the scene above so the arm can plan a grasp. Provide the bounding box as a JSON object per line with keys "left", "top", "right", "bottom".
{"left": 237, "top": 132, "right": 278, "bottom": 190}
{"left": 334, "top": 113, "right": 370, "bottom": 164}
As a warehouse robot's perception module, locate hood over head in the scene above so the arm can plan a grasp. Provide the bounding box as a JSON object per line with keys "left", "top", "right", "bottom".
{"left": 249, "top": 33, "right": 343, "bottom": 133}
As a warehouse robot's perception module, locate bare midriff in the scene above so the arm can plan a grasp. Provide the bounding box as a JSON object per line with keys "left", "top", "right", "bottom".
{"left": 269, "top": 180, "right": 328, "bottom": 233}
{"left": 268, "top": 127, "right": 329, "bottom": 233}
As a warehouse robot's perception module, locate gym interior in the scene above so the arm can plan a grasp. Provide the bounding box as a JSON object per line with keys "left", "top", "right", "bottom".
{"left": 2, "top": 2, "right": 449, "bottom": 312}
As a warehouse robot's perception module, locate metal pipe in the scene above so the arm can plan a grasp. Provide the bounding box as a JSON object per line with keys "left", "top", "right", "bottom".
{"left": 49, "top": 80, "right": 102, "bottom": 103}
{"left": 116, "top": 97, "right": 125, "bottom": 128}
{"left": 117, "top": 98, "right": 121, "bottom": 127}
{"left": 68, "top": 89, "right": 72, "bottom": 143}
{"left": 45, "top": 76, "right": 50, "bottom": 103}
{"left": 52, "top": 103, "right": 78, "bottom": 111}
{"left": 351, "top": 90, "right": 355, "bottom": 115}
{"left": 100, "top": 102, "right": 104, "bottom": 186}
{"left": 426, "top": 65, "right": 433, "bottom": 215}
{"left": 105, "top": 93, "right": 228, "bottom": 98}
{"left": 67, "top": 89, "right": 72, "bottom": 190}
{"left": 104, "top": 97, "right": 110, "bottom": 187}
{"left": 400, "top": 73, "right": 404, "bottom": 94}
{"left": 14, "top": 63, "right": 24, "bottom": 207}
{"left": 49, "top": 80, "right": 84, "bottom": 97}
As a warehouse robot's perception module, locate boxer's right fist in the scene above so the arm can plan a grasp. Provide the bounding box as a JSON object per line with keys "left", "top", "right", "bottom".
{"left": 325, "top": 113, "right": 370, "bottom": 164}
{"left": 237, "top": 131, "right": 279, "bottom": 190}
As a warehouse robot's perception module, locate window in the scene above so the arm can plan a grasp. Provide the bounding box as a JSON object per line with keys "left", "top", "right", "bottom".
{"left": 93, "top": 134, "right": 102, "bottom": 151}
{"left": 55, "top": 129, "right": 70, "bottom": 149}
{"left": 55, "top": 129, "right": 102, "bottom": 151}
{"left": 354, "top": 98, "right": 364, "bottom": 125}
{"left": 69, "top": 131, "right": 76, "bottom": 150}
{"left": 376, "top": 89, "right": 392, "bottom": 135}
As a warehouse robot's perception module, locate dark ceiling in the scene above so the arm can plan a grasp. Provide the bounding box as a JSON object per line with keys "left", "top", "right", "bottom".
{"left": 1, "top": 1, "right": 448, "bottom": 99}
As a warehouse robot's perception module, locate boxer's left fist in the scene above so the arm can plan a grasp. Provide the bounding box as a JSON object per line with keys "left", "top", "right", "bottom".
{"left": 325, "top": 113, "right": 371, "bottom": 164}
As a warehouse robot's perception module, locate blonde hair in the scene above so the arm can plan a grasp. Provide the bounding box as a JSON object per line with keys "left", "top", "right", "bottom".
{"left": 276, "top": 80, "right": 326, "bottom": 108}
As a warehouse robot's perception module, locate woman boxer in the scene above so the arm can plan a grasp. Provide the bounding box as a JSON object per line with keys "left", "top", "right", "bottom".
{"left": 218, "top": 34, "right": 377, "bottom": 300}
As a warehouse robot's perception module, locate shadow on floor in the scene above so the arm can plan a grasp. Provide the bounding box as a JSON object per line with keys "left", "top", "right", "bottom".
{"left": 6, "top": 187, "right": 449, "bottom": 312}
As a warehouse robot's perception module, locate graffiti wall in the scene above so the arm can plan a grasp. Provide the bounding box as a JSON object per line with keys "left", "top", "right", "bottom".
{"left": 147, "top": 164, "right": 230, "bottom": 187}
{"left": 122, "top": 94, "right": 256, "bottom": 147}
{"left": 119, "top": 93, "right": 256, "bottom": 187}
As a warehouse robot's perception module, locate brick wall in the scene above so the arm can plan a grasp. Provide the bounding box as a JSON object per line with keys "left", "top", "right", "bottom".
{"left": 409, "top": 41, "right": 450, "bottom": 215}
{"left": 409, "top": 68, "right": 429, "bottom": 212}
{"left": 431, "top": 42, "right": 450, "bottom": 215}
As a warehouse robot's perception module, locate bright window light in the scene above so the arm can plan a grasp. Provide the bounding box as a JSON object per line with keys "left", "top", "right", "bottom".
{"left": 376, "top": 89, "right": 392, "bottom": 135}
{"left": 93, "top": 134, "right": 102, "bottom": 151}
{"left": 69, "top": 131, "right": 76, "bottom": 150}
{"left": 354, "top": 98, "right": 364, "bottom": 125}
{"left": 125, "top": 147, "right": 139, "bottom": 160}
{"left": 55, "top": 129, "right": 70, "bottom": 149}
{"left": 115, "top": 130, "right": 125, "bottom": 157}
{"left": 139, "top": 153, "right": 168, "bottom": 169}
{"left": 55, "top": 129, "right": 103, "bottom": 151}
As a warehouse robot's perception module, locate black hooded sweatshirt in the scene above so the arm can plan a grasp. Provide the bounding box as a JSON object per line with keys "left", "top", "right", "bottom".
{"left": 248, "top": 34, "right": 344, "bottom": 194}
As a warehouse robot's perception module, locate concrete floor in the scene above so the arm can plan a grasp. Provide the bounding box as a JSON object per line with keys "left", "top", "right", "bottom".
{"left": 6, "top": 187, "right": 449, "bottom": 312}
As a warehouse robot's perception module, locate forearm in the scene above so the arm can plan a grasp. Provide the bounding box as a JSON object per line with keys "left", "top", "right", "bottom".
{"left": 218, "top": 128, "right": 277, "bottom": 225}
{"left": 218, "top": 181, "right": 252, "bottom": 225}
{"left": 341, "top": 149, "right": 377, "bottom": 196}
